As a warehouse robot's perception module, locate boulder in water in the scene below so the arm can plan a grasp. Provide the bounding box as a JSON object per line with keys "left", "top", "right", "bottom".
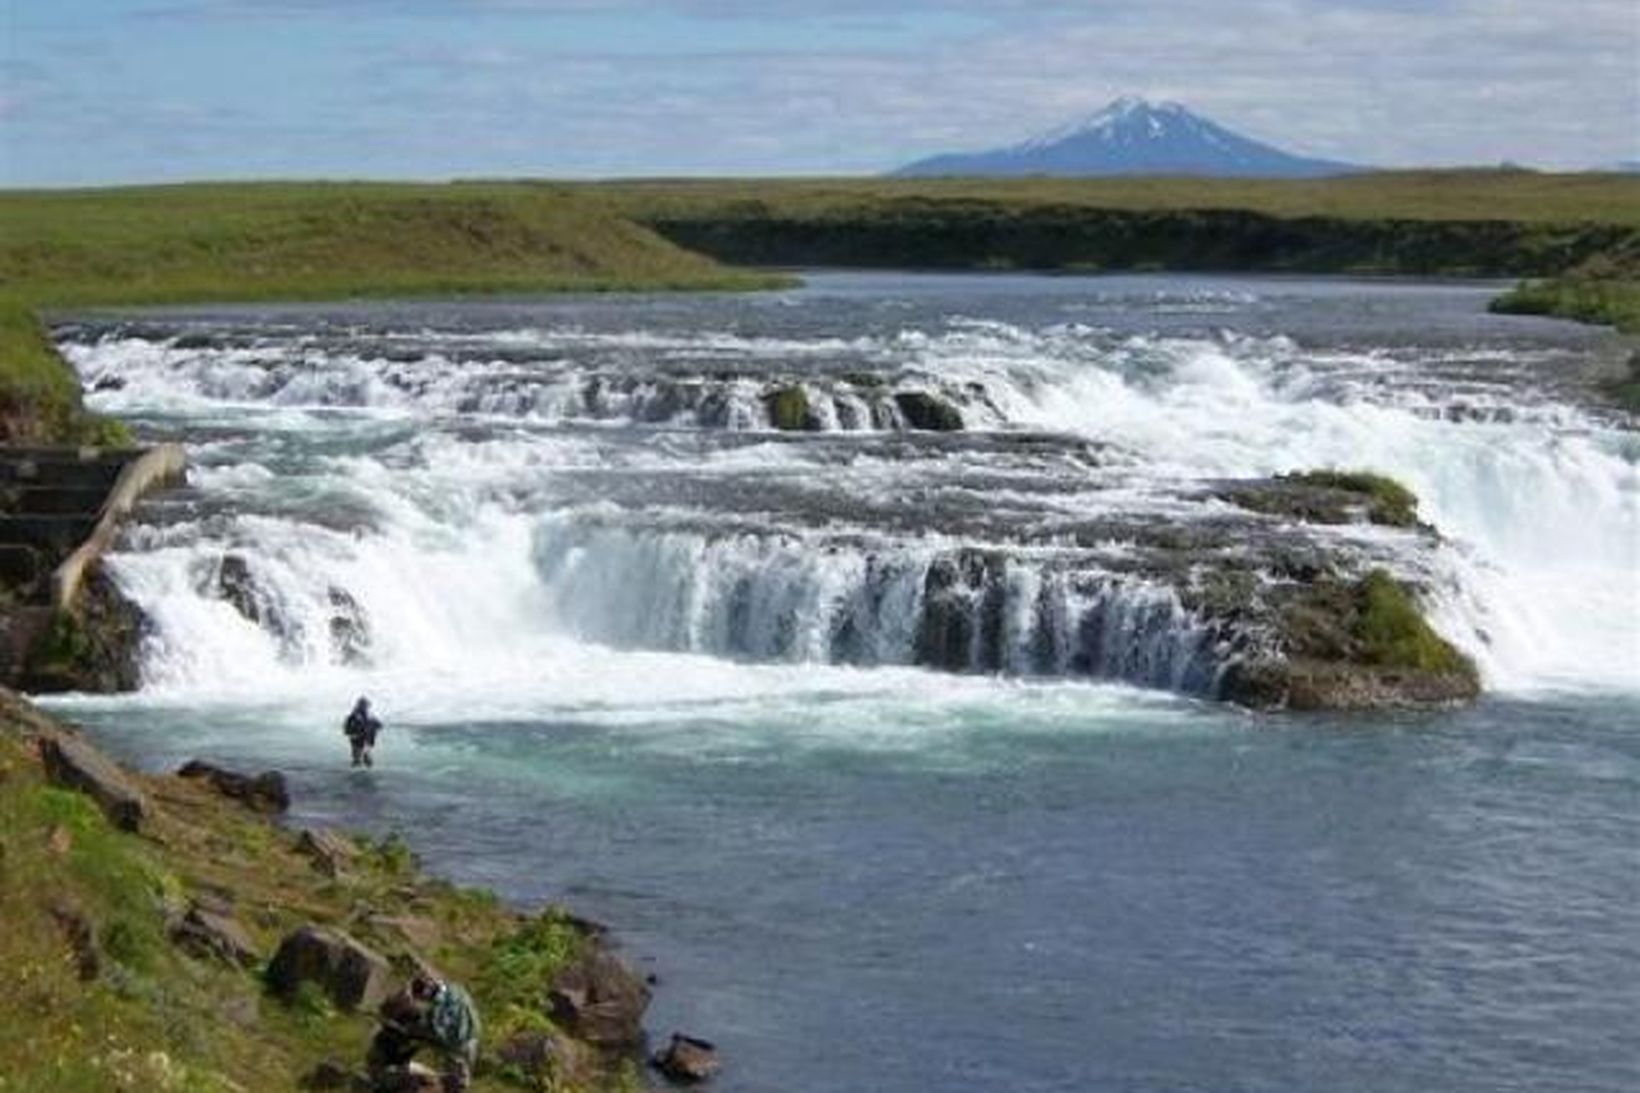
{"left": 216, "top": 554, "right": 263, "bottom": 624}
{"left": 327, "top": 586, "right": 371, "bottom": 665}
{"left": 1219, "top": 569, "right": 1479, "bottom": 710}
{"left": 765, "top": 385, "right": 822, "bottom": 431}
{"left": 652, "top": 1033, "right": 720, "bottom": 1083}
{"left": 893, "top": 390, "right": 964, "bottom": 431}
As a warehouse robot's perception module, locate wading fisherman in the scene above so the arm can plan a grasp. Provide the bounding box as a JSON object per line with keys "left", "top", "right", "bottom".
{"left": 344, "top": 696, "right": 383, "bottom": 768}
{"left": 367, "top": 974, "right": 481, "bottom": 1093}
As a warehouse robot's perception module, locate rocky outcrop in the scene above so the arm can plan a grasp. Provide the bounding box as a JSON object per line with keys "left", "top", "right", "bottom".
{"left": 548, "top": 949, "right": 653, "bottom": 1050}
{"left": 177, "top": 759, "right": 291, "bottom": 813}
{"left": 1219, "top": 470, "right": 1423, "bottom": 529}
{"left": 18, "top": 568, "right": 146, "bottom": 693}
{"left": 37, "top": 726, "right": 149, "bottom": 832}
{"left": 266, "top": 925, "right": 393, "bottom": 1011}
{"left": 0, "top": 445, "right": 183, "bottom": 693}
{"left": 1218, "top": 569, "right": 1479, "bottom": 710}
{"left": 297, "top": 828, "right": 360, "bottom": 878}
{"left": 171, "top": 902, "right": 260, "bottom": 968}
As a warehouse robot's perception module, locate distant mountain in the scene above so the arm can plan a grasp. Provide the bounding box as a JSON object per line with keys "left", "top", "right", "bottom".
{"left": 894, "top": 97, "right": 1363, "bottom": 179}
{"left": 1598, "top": 160, "right": 1640, "bottom": 173}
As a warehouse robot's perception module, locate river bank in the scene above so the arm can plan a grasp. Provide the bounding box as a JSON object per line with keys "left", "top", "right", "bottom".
{"left": 0, "top": 687, "right": 663, "bottom": 1092}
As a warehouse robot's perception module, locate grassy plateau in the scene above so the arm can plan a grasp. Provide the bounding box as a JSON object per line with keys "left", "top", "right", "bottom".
{"left": 0, "top": 181, "right": 781, "bottom": 443}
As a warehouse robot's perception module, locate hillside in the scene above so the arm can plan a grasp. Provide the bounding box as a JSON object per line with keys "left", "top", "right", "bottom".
{"left": 0, "top": 181, "right": 781, "bottom": 444}
{"left": 595, "top": 172, "right": 1640, "bottom": 280}
{"left": 0, "top": 690, "right": 649, "bottom": 1092}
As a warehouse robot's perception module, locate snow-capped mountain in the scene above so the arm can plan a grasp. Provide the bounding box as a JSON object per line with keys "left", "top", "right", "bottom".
{"left": 894, "top": 97, "right": 1362, "bottom": 179}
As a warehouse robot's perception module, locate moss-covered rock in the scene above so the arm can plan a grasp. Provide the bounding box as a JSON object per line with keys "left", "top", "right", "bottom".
{"left": 1221, "top": 469, "right": 1422, "bottom": 528}
{"left": 19, "top": 569, "right": 145, "bottom": 693}
{"left": 1220, "top": 568, "right": 1478, "bottom": 710}
{"left": 765, "top": 385, "right": 822, "bottom": 431}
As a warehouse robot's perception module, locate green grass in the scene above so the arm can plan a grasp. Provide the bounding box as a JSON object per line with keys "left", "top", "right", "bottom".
{"left": 0, "top": 181, "right": 786, "bottom": 444}
{"left": 0, "top": 299, "right": 131, "bottom": 445}
{"left": 1491, "top": 277, "right": 1640, "bottom": 334}
{"left": 1354, "top": 569, "right": 1473, "bottom": 674}
{"left": 589, "top": 170, "right": 1640, "bottom": 226}
{"left": 1284, "top": 470, "right": 1421, "bottom": 527}
{"left": 0, "top": 181, "right": 780, "bottom": 307}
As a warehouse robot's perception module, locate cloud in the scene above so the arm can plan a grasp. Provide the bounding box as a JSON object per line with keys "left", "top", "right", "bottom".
{"left": 4, "top": 0, "right": 1635, "bottom": 183}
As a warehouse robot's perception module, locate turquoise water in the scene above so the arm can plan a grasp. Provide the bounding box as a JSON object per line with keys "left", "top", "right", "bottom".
{"left": 46, "top": 274, "right": 1640, "bottom": 1090}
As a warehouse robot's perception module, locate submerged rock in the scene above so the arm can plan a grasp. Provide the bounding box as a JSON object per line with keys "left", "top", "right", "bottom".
{"left": 652, "top": 1033, "right": 721, "bottom": 1083}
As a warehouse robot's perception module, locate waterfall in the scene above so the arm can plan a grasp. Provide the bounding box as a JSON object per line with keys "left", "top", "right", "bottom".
{"left": 56, "top": 283, "right": 1640, "bottom": 703}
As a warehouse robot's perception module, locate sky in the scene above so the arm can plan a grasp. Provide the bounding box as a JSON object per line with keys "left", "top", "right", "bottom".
{"left": 2, "top": 0, "right": 1637, "bottom": 186}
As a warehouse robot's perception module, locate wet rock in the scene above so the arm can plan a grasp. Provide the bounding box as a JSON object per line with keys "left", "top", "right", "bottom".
{"left": 37, "top": 728, "right": 148, "bottom": 832}
{"left": 267, "top": 925, "right": 392, "bottom": 1011}
{"left": 177, "top": 759, "right": 290, "bottom": 813}
{"left": 915, "top": 551, "right": 1007, "bottom": 671}
{"left": 328, "top": 586, "right": 371, "bottom": 665}
{"left": 20, "top": 571, "right": 145, "bottom": 694}
{"left": 1219, "top": 570, "right": 1479, "bottom": 710}
{"left": 893, "top": 390, "right": 964, "bottom": 431}
{"left": 652, "top": 1033, "right": 720, "bottom": 1084}
{"left": 216, "top": 554, "right": 263, "bottom": 624}
{"left": 548, "top": 949, "right": 653, "bottom": 1050}
{"left": 765, "top": 385, "right": 822, "bottom": 431}
{"left": 171, "top": 903, "right": 259, "bottom": 967}
{"left": 1219, "top": 470, "right": 1423, "bottom": 529}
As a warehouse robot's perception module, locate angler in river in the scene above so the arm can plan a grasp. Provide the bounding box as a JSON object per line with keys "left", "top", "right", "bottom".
{"left": 344, "top": 696, "right": 383, "bottom": 767}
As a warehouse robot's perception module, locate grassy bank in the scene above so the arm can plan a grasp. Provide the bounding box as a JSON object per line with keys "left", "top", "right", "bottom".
{"left": 593, "top": 171, "right": 1640, "bottom": 278}
{"left": 0, "top": 181, "right": 782, "bottom": 443}
{"left": 0, "top": 691, "right": 637, "bottom": 1092}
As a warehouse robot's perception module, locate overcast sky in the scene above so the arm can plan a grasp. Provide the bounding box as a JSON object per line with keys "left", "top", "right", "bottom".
{"left": 3, "top": 0, "right": 1636, "bottom": 185}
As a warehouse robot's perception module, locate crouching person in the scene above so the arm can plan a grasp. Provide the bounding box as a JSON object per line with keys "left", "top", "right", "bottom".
{"left": 368, "top": 975, "right": 481, "bottom": 1093}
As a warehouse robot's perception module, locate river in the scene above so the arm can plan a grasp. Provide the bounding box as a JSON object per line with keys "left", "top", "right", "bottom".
{"left": 44, "top": 273, "right": 1640, "bottom": 1092}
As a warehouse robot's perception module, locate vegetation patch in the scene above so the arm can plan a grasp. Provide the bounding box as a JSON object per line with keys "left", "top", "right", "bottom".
{"left": 0, "top": 181, "right": 787, "bottom": 445}
{"left": 1221, "top": 469, "right": 1422, "bottom": 528}
{"left": 1352, "top": 569, "right": 1471, "bottom": 674}
{"left": 0, "top": 694, "right": 647, "bottom": 1092}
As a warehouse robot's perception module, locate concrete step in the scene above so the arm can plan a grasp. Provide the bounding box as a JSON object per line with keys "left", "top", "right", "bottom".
{"left": 0, "top": 487, "right": 112, "bottom": 517}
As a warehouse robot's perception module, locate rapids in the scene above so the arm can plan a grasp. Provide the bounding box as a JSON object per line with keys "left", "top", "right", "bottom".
{"left": 39, "top": 273, "right": 1640, "bottom": 1093}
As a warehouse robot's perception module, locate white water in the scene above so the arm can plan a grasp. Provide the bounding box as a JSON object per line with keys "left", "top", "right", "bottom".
{"left": 57, "top": 278, "right": 1640, "bottom": 711}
